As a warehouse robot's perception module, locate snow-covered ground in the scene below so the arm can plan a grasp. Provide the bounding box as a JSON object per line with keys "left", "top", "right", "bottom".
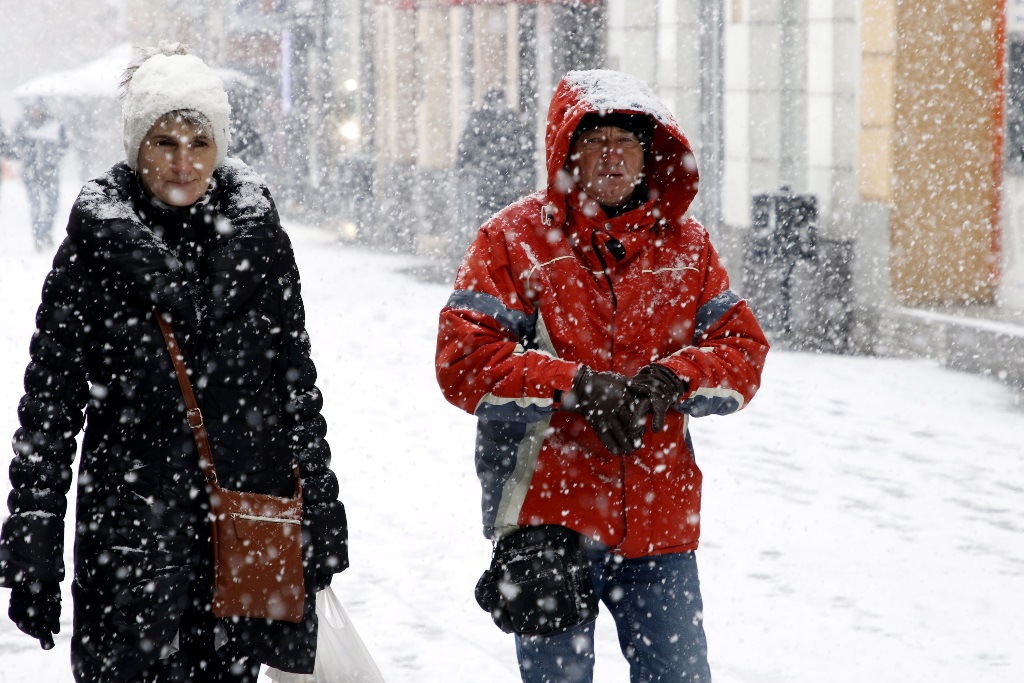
{"left": 0, "top": 170, "right": 1022, "bottom": 682}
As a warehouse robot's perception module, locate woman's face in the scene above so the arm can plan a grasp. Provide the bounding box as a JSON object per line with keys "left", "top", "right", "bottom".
{"left": 137, "top": 114, "right": 218, "bottom": 207}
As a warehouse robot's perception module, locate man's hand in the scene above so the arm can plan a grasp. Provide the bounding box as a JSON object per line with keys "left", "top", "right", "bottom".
{"left": 8, "top": 580, "right": 60, "bottom": 650}
{"left": 630, "top": 364, "right": 688, "bottom": 433}
{"left": 562, "top": 366, "right": 649, "bottom": 454}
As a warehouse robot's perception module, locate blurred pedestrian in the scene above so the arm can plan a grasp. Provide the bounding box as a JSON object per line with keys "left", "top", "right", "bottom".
{"left": 229, "top": 114, "right": 265, "bottom": 166}
{"left": 0, "top": 43, "right": 348, "bottom": 682}
{"left": 12, "top": 99, "right": 66, "bottom": 249}
{"left": 437, "top": 69, "right": 769, "bottom": 682}
{"left": 0, "top": 116, "right": 10, "bottom": 200}
{"left": 457, "top": 87, "right": 536, "bottom": 236}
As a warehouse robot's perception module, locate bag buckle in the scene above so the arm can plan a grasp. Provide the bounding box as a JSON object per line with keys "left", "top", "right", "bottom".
{"left": 187, "top": 408, "right": 204, "bottom": 429}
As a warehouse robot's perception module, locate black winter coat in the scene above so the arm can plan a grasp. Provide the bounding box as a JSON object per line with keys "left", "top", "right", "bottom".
{"left": 0, "top": 159, "right": 348, "bottom": 680}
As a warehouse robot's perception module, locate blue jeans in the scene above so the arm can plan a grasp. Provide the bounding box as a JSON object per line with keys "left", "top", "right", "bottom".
{"left": 515, "top": 542, "right": 711, "bottom": 683}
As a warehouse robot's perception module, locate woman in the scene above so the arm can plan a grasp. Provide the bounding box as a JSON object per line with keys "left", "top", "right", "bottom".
{"left": 0, "top": 44, "right": 347, "bottom": 682}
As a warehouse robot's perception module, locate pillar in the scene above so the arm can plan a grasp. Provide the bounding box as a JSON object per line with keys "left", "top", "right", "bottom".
{"left": 414, "top": 7, "right": 458, "bottom": 252}
{"left": 373, "top": 5, "right": 418, "bottom": 247}
{"left": 473, "top": 5, "right": 509, "bottom": 104}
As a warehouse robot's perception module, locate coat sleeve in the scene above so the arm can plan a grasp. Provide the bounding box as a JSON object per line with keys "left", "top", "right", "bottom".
{"left": 658, "top": 234, "right": 769, "bottom": 417}
{"left": 272, "top": 233, "right": 348, "bottom": 581}
{"left": 436, "top": 226, "right": 579, "bottom": 422}
{"left": 0, "top": 251, "right": 90, "bottom": 586}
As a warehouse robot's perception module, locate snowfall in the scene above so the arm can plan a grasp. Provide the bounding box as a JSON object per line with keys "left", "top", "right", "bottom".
{"left": 0, "top": 168, "right": 1022, "bottom": 683}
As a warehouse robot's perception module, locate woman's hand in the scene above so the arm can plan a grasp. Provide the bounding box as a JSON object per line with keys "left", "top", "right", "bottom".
{"left": 8, "top": 579, "right": 60, "bottom": 650}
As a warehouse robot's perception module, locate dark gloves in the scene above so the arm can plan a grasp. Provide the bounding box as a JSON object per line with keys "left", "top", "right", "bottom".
{"left": 305, "top": 499, "right": 349, "bottom": 592}
{"left": 562, "top": 366, "right": 649, "bottom": 454}
{"left": 630, "top": 364, "right": 688, "bottom": 433}
{"left": 8, "top": 580, "right": 60, "bottom": 650}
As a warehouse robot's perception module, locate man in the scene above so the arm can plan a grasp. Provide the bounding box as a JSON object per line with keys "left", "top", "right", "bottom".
{"left": 0, "top": 119, "right": 8, "bottom": 206}
{"left": 436, "top": 69, "right": 769, "bottom": 682}
{"left": 13, "top": 100, "right": 66, "bottom": 249}
{"left": 456, "top": 87, "right": 536, "bottom": 238}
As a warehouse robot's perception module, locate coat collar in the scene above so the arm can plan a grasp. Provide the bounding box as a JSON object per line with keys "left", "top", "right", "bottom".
{"left": 556, "top": 187, "right": 665, "bottom": 271}
{"left": 69, "top": 160, "right": 279, "bottom": 330}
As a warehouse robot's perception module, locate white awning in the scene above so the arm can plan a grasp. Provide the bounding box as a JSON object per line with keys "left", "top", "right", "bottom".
{"left": 12, "top": 44, "right": 257, "bottom": 100}
{"left": 13, "top": 44, "right": 132, "bottom": 99}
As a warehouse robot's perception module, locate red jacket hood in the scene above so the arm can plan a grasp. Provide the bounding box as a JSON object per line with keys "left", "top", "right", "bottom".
{"left": 544, "top": 69, "right": 699, "bottom": 220}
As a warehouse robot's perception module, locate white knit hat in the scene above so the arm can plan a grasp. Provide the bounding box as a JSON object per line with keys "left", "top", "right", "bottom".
{"left": 121, "top": 52, "right": 231, "bottom": 170}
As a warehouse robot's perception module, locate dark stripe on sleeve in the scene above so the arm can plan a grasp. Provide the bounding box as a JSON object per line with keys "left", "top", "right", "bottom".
{"left": 446, "top": 289, "right": 534, "bottom": 342}
{"left": 475, "top": 399, "right": 553, "bottom": 424}
{"left": 693, "top": 290, "right": 740, "bottom": 341}
{"left": 677, "top": 394, "right": 741, "bottom": 417}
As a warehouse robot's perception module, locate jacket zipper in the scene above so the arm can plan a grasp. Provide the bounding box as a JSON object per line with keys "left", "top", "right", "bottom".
{"left": 590, "top": 231, "right": 618, "bottom": 309}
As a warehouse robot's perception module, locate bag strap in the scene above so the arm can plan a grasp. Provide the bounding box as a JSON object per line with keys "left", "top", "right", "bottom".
{"left": 154, "top": 308, "right": 220, "bottom": 486}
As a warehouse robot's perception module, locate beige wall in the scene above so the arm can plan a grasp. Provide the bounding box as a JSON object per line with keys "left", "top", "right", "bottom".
{"left": 473, "top": 5, "right": 510, "bottom": 104}
{"left": 860, "top": 0, "right": 1003, "bottom": 304}
{"left": 375, "top": 7, "right": 418, "bottom": 165}
{"left": 376, "top": 6, "right": 462, "bottom": 168}
{"left": 890, "top": 0, "right": 1003, "bottom": 304}
{"left": 417, "top": 8, "right": 454, "bottom": 169}
{"left": 858, "top": 0, "right": 895, "bottom": 203}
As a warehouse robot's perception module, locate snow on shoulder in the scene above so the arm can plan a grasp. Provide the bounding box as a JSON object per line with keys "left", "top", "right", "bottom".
{"left": 217, "top": 158, "right": 272, "bottom": 222}
{"left": 76, "top": 167, "right": 139, "bottom": 224}
{"left": 564, "top": 69, "right": 678, "bottom": 128}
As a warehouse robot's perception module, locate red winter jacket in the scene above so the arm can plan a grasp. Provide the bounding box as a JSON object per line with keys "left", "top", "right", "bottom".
{"left": 436, "top": 70, "right": 769, "bottom": 558}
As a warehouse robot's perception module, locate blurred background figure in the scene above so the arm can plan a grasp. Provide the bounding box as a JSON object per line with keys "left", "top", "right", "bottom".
{"left": 0, "top": 116, "right": 9, "bottom": 202}
{"left": 228, "top": 113, "right": 265, "bottom": 167}
{"left": 12, "top": 100, "right": 66, "bottom": 250}
{"left": 226, "top": 80, "right": 266, "bottom": 171}
{"left": 456, "top": 87, "right": 535, "bottom": 239}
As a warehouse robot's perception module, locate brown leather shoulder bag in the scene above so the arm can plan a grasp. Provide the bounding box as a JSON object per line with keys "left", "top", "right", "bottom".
{"left": 156, "top": 309, "right": 306, "bottom": 623}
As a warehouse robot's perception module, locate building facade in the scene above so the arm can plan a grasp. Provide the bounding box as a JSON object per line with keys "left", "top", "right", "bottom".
{"left": 113, "top": 0, "right": 1023, "bottom": 344}
{"left": 602, "top": 0, "right": 1021, "bottom": 351}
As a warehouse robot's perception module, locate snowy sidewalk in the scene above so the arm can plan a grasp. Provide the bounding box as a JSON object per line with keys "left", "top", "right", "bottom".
{"left": 0, "top": 174, "right": 1022, "bottom": 682}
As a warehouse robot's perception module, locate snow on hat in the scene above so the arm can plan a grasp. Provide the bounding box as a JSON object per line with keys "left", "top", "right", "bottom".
{"left": 121, "top": 52, "right": 231, "bottom": 170}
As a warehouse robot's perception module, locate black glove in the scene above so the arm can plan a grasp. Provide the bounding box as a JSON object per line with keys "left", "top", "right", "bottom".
{"left": 8, "top": 580, "right": 60, "bottom": 650}
{"left": 630, "top": 364, "right": 688, "bottom": 433}
{"left": 306, "top": 499, "right": 349, "bottom": 580}
{"left": 562, "top": 366, "right": 649, "bottom": 454}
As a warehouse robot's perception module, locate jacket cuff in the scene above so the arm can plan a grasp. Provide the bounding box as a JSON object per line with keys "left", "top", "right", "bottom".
{"left": 306, "top": 500, "right": 349, "bottom": 576}
{"left": 0, "top": 513, "right": 65, "bottom": 585}
{"left": 655, "top": 357, "right": 699, "bottom": 399}
{"left": 551, "top": 362, "right": 583, "bottom": 408}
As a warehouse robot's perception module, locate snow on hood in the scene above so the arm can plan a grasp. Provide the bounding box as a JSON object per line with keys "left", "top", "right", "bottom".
{"left": 545, "top": 69, "right": 699, "bottom": 217}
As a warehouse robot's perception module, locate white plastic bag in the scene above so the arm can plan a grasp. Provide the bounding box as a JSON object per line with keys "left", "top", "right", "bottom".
{"left": 266, "top": 587, "right": 386, "bottom": 683}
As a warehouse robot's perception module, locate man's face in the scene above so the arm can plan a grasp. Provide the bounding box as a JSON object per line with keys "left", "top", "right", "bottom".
{"left": 568, "top": 125, "right": 645, "bottom": 207}
{"left": 137, "top": 114, "right": 218, "bottom": 207}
